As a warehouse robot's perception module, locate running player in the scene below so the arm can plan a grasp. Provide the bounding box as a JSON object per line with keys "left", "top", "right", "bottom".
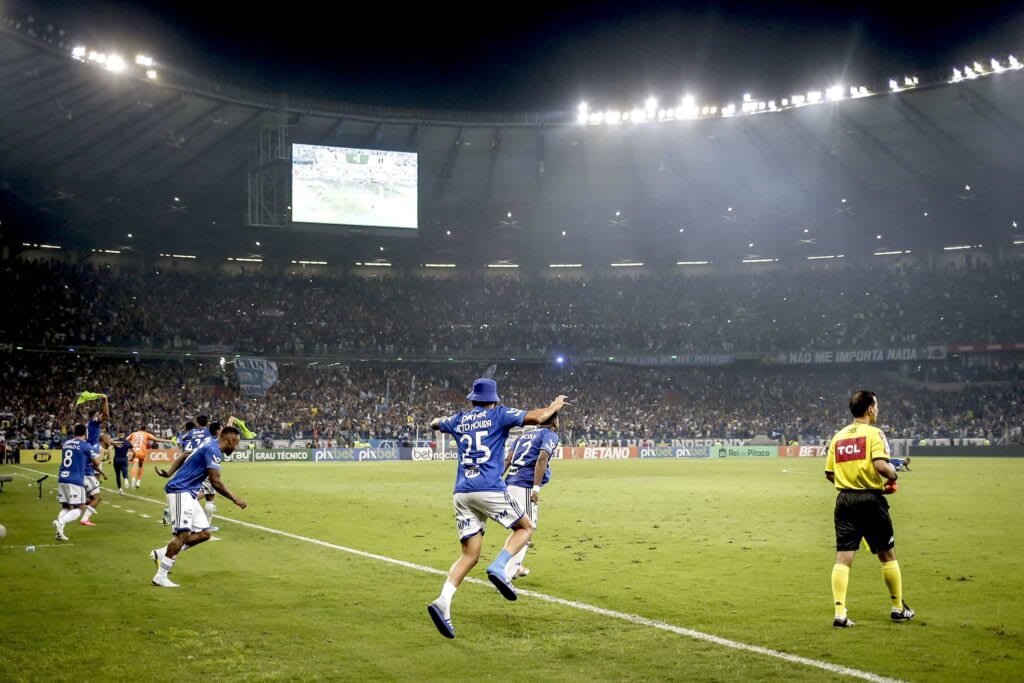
{"left": 825, "top": 390, "right": 914, "bottom": 628}
{"left": 425, "top": 377, "right": 567, "bottom": 639}
{"left": 79, "top": 436, "right": 106, "bottom": 526}
{"left": 52, "top": 425, "right": 93, "bottom": 541}
{"left": 150, "top": 426, "right": 247, "bottom": 587}
{"left": 502, "top": 414, "right": 560, "bottom": 581}
{"left": 127, "top": 426, "right": 173, "bottom": 489}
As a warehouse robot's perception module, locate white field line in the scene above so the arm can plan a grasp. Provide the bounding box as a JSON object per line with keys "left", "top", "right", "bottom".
{"left": 11, "top": 465, "right": 903, "bottom": 683}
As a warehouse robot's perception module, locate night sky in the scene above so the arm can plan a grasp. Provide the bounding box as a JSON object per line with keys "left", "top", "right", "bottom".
{"left": 14, "top": 1, "right": 1024, "bottom": 110}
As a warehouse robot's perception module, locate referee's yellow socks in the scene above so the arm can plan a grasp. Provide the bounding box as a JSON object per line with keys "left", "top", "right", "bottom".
{"left": 831, "top": 564, "right": 850, "bottom": 618}
{"left": 881, "top": 560, "right": 903, "bottom": 610}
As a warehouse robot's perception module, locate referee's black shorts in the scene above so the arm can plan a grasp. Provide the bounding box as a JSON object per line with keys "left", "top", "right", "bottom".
{"left": 834, "top": 489, "right": 895, "bottom": 553}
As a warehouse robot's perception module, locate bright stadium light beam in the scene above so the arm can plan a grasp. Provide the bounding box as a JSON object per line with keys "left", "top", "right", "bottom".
{"left": 71, "top": 45, "right": 86, "bottom": 60}
{"left": 742, "top": 258, "right": 779, "bottom": 263}
{"left": 610, "top": 262, "right": 644, "bottom": 267}
{"left": 424, "top": 263, "right": 456, "bottom": 268}
{"left": 677, "top": 260, "right": 710, "bottom": 265}
{"left": 549, "top": 263, "right": 583, "bottom": 268}
{"left": 826, "top": 85, "right": 844, "bottom": 101}
{"left": 105, "top": 54, "right": 126, "bottom": 73}
{"left": 943, "top": 245, "right": 972, "bottom": 251}
{"left": 146, "top": 69, "right": 158, "bottom": 80}
{"left": 135, "top": 54, "right": 154, "bottom": 67}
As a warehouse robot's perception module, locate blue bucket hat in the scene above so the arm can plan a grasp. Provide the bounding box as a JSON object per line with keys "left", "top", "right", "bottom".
{"left": 466, "top": 378, "right": 500, "bottom": 403}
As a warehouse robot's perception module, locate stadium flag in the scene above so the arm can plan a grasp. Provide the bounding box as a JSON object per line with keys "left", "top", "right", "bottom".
{"left": 235, "top": 358, "right": 279, "bottom": 398}
{"left": 75, "top": 390, "right": 104, "bottom": 406}
{"left": 233, "top": 419, "right": 257, "bottom": 439}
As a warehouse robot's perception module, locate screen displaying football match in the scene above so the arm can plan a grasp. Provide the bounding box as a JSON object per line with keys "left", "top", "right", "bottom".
{"left": 291, "top": 144, "right": 418, "bottom": 229}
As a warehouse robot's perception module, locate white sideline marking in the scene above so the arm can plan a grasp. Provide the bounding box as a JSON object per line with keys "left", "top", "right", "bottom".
{"left": 781, "top": 468, "right": 815, "bottom": 475}
{"left": 0, "top": 543, "right": 74, "bottom": 550}
{"left": 139, "top": 514, "right": 151, "bottom": 519}
{"left": 12, "top": 466, "right": 901, "bottom": 683}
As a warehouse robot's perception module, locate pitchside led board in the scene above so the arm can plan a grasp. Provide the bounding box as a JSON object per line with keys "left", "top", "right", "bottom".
{"left": 291, "top": 144, "right": 418, "bottom": 231}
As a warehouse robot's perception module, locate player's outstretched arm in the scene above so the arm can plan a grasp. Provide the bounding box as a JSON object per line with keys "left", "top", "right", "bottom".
{"left": 429, "top": 418, "right": 442, "bottom": 431}
{"left": 101, "top": 395, "right": 110, "bottom": 422}
{"left": 523, "top": 395, "right": 569, "bottom": 426}
{"left": 207, "top": 469, "right": 246, "bottom": 509}
{"left": 154, "top": 449, "right": 192, "bottom": 479}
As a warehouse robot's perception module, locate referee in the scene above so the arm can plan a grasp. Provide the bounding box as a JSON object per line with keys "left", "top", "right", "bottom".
{"left": 824, "top": 390, "right": 914, "bottom": 628}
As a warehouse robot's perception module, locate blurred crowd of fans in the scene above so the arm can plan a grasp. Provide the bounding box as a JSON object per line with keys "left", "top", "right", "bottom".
{"left": 1, "top": 355, "right": 1020, "bottom": 447}
{"left": 2, "top": 259, "right": 1022, "bottom": 355}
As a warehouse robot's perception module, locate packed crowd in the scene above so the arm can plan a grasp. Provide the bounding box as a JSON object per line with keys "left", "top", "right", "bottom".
{"left": 1, "top": 259, "right": 1021, "bottom": 356}
{"left": 1, "top": 355, "right": 1020, "bottom": 447}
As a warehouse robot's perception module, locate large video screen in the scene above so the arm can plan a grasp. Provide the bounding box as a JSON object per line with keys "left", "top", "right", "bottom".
{"left": 291, "top": 144, "right": 417, "bottom": 229}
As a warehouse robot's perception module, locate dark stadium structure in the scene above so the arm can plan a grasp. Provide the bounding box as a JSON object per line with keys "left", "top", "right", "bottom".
{"left": 1, "top": 15, "right": 1022, "bottom": 267}
{"left": 1, "top": 11, "right": 1022, "bottom": 446}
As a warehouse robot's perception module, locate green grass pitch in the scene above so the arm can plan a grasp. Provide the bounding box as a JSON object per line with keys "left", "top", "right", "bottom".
{"left": 1, "top": 457, "right": 1021, "bottom": 681}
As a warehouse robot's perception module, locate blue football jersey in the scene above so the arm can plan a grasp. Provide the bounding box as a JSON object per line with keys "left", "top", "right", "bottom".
{"left": 58, "top": 438, "right": 91, "bottom": 486}
{"left": 86, "top": 418, "right": 102, "bottom": 447}
{"left": 82, "top": 442, "right": 99, "bottom": 477}
{"left": 165, "top": 440, "right": 222, "bottom": 496}
{"left": 438, "top": 405, "right": 526, "bottom": 493}
{"left": 180, "top": 427, "right": 211, "bottom": 451}
{"left": 505, "top": 428, "right": 559, "bottom": 489}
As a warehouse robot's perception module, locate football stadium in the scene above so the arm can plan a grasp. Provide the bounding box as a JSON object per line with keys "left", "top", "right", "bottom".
{"left": 1, "top": 3, "right": 1023, "bottom": 681}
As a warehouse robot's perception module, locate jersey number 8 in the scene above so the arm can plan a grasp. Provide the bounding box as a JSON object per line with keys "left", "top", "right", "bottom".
{"left": 62, "top": 449, "right": 74, "bottom": 468}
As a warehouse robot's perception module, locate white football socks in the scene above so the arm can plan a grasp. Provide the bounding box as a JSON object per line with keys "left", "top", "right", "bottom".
{"left": 437, "top": 580, "right": 458, "bottom": 618}
{"left": 204, "top": 501, "right": 216, "bottom": 525}
{"left": 58, "top": 508, "right": 82, "bottom": 525}
{"left": 507, "top": 545, "right": 528, "bottom": 579}
{"left": 82, "top": 505, "right": 96, "bottom": 522}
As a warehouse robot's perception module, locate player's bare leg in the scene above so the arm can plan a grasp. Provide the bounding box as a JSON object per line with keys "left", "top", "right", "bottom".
{"left": 486, "top": 516, "right": 534, "bottom": 600}
{"left": 81, "top": 491, "right": 101, "bottom": 525}
{"left": 427, "top": 532, "right": 483, "bottom": 638}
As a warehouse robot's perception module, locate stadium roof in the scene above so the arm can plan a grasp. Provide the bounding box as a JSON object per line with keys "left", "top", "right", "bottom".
{"left": 1, "top": 22, "right": 1023, "bottom": 269}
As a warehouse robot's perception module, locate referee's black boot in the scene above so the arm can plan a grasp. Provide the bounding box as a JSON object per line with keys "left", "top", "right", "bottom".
{"left": 891, "top": 601, "right": 915, "bottom": 622}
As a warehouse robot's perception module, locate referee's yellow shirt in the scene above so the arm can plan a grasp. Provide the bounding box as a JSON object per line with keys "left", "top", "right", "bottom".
{"left": 824, "top": 423, "right": 890, "bottom": 490}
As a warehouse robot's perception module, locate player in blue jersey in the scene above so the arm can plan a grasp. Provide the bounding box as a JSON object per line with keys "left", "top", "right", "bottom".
{"left": 79, "top": 433, "right": 107, "bottom": 527}
{"left": 150, "top": 426, "right": 247, "bottom": 587}
{"left": 502, "top": 414, "right": 560, "bottom": 581}
{"left": 164, "top": 416, "right": 230, "bottom": 529}
{"left": 52, "top": 425, "right": 93, "bottom": 541}
{"left": 426, "top": 378, "right": 567, "bottom": 638}
{"left": 84, "top": 394, "right": 111, "bottom": 450}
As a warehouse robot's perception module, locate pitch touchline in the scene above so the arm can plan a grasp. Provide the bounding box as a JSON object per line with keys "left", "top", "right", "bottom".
{"left": 12, "top": 465, "right": 903, "bottom": 683}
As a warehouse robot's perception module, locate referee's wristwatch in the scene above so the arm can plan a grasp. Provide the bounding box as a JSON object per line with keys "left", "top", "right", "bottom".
{"left": 887, "top": 474, "right": 898, "bottom": 483}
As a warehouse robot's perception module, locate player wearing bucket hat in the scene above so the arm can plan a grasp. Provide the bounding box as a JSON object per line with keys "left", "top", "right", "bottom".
{"left": 426, "top": 377, "right": 568, "bottom": 638}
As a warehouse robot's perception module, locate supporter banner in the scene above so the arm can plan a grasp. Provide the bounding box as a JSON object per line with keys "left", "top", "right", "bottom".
{"left": 559, "top": 447, "right": 639, "bottom": 460}
{"left": 712, "top": 445, "right": 777, "bottom": 458}
{"left": 197, "top": 344, "right": 233, "bottom": 353}
{"left": 235, "top": 357, "right": 279, "bottom": 398}
{"left": 775, "top": 346, "right": 946, "bottom": 365}
{"left": 253, "top": 449, "right": 312, "bottom": 462}
{"left": 639, "top": 446, "right": 710, "bottom": 459}
{"left": 580, "top": 353, "right": 734, "bottom": 367}
{"left": 20, "top": 448, "right": 60, "bottom": 465}
{"left": 948, "top": 342, "right": 1024, "bottom": 353}
{"left": 779, "top": 445, "right": 827, "bottom": 458}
